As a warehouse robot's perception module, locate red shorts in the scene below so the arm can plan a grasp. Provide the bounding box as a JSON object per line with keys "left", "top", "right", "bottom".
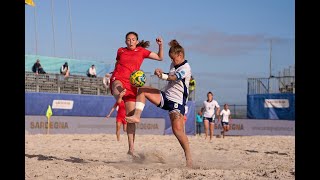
{"left": 110, "top": 76, "right": 137, "bottom": 102}
{"left": 116, "top": 116, "right": 127, "bottom": 124}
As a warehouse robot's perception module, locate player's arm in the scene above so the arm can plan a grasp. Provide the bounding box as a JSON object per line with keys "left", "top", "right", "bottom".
{"left": 218, "top": 111, "right": 223, "bottom": 123}
{"left": 200, "top": 102, "right": 205, "bottom": 114}
{"left": 106, "top": 103, "right": 118, "bottom": 118}
{"left": 154, "top": 68, "right": 173, "bottom": 80}
{"left": 216, "top": 107, "right": 221, "bottom": 119}
{"left": 158, "top": 67, "right": 190, "bottom": 82}
{"left": 156, "top": 72, "right": 178, "bottom": 81}
{"left": 229, "top": 114, "right": 232, "bottom": 124}
{"left": 148, "top": 37, "right": 163, "bottom": 61}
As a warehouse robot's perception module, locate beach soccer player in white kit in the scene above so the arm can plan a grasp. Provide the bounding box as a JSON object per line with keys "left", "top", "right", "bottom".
{"left": 126, "top": 39, "right": 193, "bottom": 167}
{"left": 218, "top": 104, "right": 232, "bottom": 138}
{"left": 201, "top": 92, "right": 220, "bottom": 141}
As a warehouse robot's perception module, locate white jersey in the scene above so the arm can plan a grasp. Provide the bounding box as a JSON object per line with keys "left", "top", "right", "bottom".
{"left": 61, "top": 65, "right": 69, "bottom": 73}
{"left": 164, "top": 60, "right": 191, "bottom": 105}
{"left": 202, "top": 100, "right": 220, "bottom": 118}
{"left": 220, "top": 109, "right": 231, "bottom": 122}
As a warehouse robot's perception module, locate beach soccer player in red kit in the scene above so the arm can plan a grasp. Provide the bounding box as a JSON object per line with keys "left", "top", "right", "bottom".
{"left": 109, "top": 31, "right": 164, "bottom": 156}
{"left": 106, "top": 100, "right": 127, "bottom": 141}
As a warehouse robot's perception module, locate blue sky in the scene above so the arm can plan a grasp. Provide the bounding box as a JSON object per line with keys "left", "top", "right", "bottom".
{"left": 25, "top": 0, "right": 295, "bottom": 105}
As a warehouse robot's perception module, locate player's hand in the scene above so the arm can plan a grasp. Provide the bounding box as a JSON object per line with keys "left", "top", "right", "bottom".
{"left": 156, "top": 37, "right": 163, "bottom": 46}
{"left": 106, "top": 115, "right": 110, "bottom": 119}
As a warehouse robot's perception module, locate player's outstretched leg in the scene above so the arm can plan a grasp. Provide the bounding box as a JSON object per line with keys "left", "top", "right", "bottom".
{"left": 126, "top": 87, "right": 161, "bottom": 123}
{"left": 125, "top": 110, "right": 142, "bottom": 123}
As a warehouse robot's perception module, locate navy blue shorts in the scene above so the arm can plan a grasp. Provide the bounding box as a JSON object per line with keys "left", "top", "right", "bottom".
{"left": 203, "top": 117, "right": 214, "bottom": 123}
{"left": 222, "top": 122, "right": 229, "bottom": 126}
{"left": 158, "top": 91, "right": 185, "bottom": 115}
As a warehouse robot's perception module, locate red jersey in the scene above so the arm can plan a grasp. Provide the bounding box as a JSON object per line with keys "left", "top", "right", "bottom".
{"left": 112, "top": 47, "right": 151, "bottom": 83}
{"left": 116, "top": 101, "right": 126, "bottom": 119}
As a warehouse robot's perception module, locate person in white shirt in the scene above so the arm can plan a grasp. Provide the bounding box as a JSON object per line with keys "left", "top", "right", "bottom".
{"left": 87, "top": 64, "right": 97, "bottom": 78}
{"left": 60, "top": 62, "right": 70, "bottom": 77}
{"left": 218, "top": 104, "right": 232, "bottom": 138}
{"left": 201, "top": 91, "right": 220, "bottom": 141}
{"left": 125, "top": 39, "right": 193, "bottom": 167}
{"left": 103, "top": 73, "right": 111, "bottom": 94}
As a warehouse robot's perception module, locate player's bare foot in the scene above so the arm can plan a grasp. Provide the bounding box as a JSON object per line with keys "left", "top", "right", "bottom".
{"left": 126, "top": 116, "right": 140, "bottom": 123}
{"left": 127, "top": 150, "right": 138, "bottom": 158}
{"left": 186, "top": 159, "right": 193, "bottom": 168}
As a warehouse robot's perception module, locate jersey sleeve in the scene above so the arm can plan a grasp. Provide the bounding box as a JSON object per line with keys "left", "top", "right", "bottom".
{"left": 202, "top": 101, "right": 205, "bottom": 109}
{"left": 116, "top": 47, "right": 123, "bottom": 61}
{"left": 141, "top": 47, "right": 151, "bottom": 58}
{"left": 215, "top": 101, "right": 220, "bottom": 108}
{"left": 175, "top": 65, "right": 191, "bottom": 80}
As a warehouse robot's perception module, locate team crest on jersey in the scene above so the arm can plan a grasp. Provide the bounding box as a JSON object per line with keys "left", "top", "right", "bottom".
{"left": 174, "top": 103, "right": 178, "bottom": 109}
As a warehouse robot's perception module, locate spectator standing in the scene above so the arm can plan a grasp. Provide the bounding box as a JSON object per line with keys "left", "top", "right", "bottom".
{"left": 103, "top": 73, "right": 111, "bottom": 95}
{"left": 196, "top": 111, "right": 203, "bottom": 136}
{"left": 188, "top": 76, "right": 196, "bottom": 100}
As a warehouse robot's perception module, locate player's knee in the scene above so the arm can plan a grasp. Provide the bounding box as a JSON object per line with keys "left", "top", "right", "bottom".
{"left": 172, "top": 127, "right": 184, "bottom": 138}
{"left": 172, "top": 124, "right": 183, "bottom": 133}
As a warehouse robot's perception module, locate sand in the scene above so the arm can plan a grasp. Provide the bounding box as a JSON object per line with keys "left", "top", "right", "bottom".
{"left": 25, "top": 134, "right": 295, "bottom": 180}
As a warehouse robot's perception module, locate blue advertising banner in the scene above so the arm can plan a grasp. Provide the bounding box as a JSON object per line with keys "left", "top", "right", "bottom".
{"left": 247, "top": 93, "right": 295, "bottom": 120}
{"left": 25, "top": 92, "right": 196, "bottom": 135}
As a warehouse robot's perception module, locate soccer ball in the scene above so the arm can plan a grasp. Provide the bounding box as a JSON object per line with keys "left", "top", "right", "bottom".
{"left": 130, "top": 70, "right": 146, "bottom": 87}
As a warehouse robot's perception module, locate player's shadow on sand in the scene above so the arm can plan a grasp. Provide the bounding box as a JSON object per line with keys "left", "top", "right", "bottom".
{"left": 244, "top": 150, "right": 259, "bottom": 153}
{"left": 25, "top": 154, "right": 62, "bottom": 161}
{"left": 102, "top": 160, "right": 128, "bottom": 164}
{"left": 264, "top": 151, "right": 288, "bottom": 156}
{"left": 64, "top": 157, "right": 87, "bottom": 163}
{"left": 25, "top": 154, "right": 87, "bottom": 163}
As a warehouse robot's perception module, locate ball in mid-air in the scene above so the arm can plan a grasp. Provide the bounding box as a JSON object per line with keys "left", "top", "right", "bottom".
{"left": 130, "top": 70, "right": 146, "bottom": 87}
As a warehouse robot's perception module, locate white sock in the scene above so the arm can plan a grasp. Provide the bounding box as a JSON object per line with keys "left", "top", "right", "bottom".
{"left": 135, "top": 102, "right": 145, "bottom": 111}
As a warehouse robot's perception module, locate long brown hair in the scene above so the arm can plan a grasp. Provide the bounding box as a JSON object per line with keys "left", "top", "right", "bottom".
{"left": 125, "top": 31, "right": 150, "bottom": 48}
{"left": 168, "top": 39, "right": 184, "bottom": 58}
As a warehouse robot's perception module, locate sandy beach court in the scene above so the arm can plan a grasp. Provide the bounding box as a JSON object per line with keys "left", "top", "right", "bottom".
{"left": 25, "top": 134, "right": 294, "bottom": 180}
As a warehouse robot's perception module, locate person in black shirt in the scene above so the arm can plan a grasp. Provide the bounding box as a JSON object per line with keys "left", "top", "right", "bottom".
{"left": 32, "top": 59, "right": 46, "bottom": 74}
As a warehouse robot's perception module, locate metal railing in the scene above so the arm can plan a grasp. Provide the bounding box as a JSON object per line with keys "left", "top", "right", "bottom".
{"left": 25, "top": 71, "right": 108, "bottom": 95}
{"left": 25, "top": 71, "right": 197, "bottom": 104}
{"left": 25, "top": 71, "right": 171, "bottom": 96}
{"left": 247, "top": 76, "right": 295, "bottom": 95}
